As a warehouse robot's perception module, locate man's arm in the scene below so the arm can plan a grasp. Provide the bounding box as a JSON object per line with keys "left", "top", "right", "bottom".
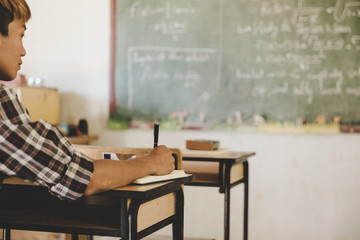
{"left": 83, "top": 145, "right": 175, "bottom": 196}
{"left": 0, "top": 119, "right": 94, "bottom": 200}
{"left": 0, "top": 85, "right": 174, "bottom": 200}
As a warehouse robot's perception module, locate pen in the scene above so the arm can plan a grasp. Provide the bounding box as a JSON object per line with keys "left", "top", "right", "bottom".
{"left": 153, "top": 122, "right": 159, "bottom": 148}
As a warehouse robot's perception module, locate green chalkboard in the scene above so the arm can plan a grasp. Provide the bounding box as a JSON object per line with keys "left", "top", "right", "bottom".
{"left": 111, "top": 0, "right": 360, "bottom": 124}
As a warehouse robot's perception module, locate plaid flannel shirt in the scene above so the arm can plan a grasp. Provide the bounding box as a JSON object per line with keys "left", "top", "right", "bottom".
{"left": 0, "top": 84, "right": 94, "bottom": 200}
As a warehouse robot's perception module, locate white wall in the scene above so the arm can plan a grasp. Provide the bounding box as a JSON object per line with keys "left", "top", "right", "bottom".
{"left": 22, "top": 0, "right": 110, "bottom": 132}
{"left": 21, "top": 1, "right": 360, "bottom": 239}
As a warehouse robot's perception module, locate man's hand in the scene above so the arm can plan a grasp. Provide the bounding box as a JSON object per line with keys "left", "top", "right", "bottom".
{"left": 146, "top": 145, "right": 175, "bottom": 175}
{"left": 84, "top": 145, "right": 175, "bottom": 196}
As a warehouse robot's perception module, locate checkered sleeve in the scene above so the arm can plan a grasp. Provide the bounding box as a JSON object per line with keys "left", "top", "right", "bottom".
{"left": 0, "top": 85, "right": 94, "bottom": 201}
{"left": 0, "top": 120, "right": 94, "bottom": 200}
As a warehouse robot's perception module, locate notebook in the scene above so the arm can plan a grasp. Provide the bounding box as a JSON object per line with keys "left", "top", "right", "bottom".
{"left": 132, "top": 170, "right": 189, "bottom": 185}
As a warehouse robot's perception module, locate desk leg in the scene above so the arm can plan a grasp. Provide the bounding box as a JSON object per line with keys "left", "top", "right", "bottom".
{"left": 128, "top": 199, "right": 141, "bottom": 240}
{"left": 2, "top": 229, "right": 10, "bottom": 240}
{"left": 120, "top": 198, "right": 129, "bottom": 239}
{"left": 71, "top": 234, "right": 78, "bottom": 240}
{"left": 243, "top": 161, "right": 249, "bottom": 240}
{"left": 224, "top": 163, "right": 231, "bottom": 240}
{"left": 172, "top": 188, "right": 184, "bottom": 240}
{"left": 224, "top": 186, "right": 230, "bottom": 240}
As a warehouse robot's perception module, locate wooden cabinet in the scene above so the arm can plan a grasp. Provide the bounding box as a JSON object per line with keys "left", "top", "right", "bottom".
{"left": 10, "top": 86, "right": 60, "bottom": 125}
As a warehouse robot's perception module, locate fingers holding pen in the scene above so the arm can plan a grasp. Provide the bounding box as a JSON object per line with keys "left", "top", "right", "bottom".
{"left": 150, "top": 145, "right": 170, "bottom": 155}
{"left": 148, "top": 145, "right": 175, "bottom": 175}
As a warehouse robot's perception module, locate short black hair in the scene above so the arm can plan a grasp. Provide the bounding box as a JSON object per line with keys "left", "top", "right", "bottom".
{"left": 0, "top": 0, "right": 31, "bottom": 37}
{"left": 0, "top": 4, "right": 13, "bottom": 36}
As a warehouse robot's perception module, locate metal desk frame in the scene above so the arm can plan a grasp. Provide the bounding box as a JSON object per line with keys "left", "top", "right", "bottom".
{"left": 183, "top": 152, "right": 255, "bottom": 240}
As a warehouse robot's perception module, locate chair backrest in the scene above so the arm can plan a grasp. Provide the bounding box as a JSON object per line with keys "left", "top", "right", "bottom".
{"left": 74, "top": 145, "right": 183, "bottom": 170}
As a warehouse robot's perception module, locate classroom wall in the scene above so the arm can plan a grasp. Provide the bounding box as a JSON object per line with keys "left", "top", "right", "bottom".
{"left": 21, "top": 1, "right": 360, "bottom": 240}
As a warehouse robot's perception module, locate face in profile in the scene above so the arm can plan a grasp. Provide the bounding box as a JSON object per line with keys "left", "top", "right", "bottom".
{"left": 0, "top": 19, "right": 27, "bottom": 81}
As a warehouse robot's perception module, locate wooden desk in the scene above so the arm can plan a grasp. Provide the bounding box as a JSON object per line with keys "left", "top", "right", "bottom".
{"left": 0, "top": 176, "right": 193, "bottom": 240}
{"left": 0, "top": 146, "right": 193, "bottom": 240}
{"left": 68, "top": 135, "right": 99, "bottom": 145}
{"left": 182, "top": 151, "right": 255, "bottom": 240}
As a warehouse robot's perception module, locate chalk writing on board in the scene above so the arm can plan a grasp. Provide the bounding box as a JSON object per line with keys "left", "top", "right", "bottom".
{"left": 129, "top": 2, "right": 197, "bottom": 41}
{"left": 112, "top": 0, "right": 360, "bottom": 125}
{"left": 333, "top": 0, "right": 360, "bottom": 22}
{"left": 127, "top": 46, "right": 217, "bottom": 109}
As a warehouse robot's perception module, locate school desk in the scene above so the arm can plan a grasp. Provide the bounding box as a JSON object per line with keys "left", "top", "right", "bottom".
{"left": 68, "top": 135, "right": 99, "bottom": 145}
{"left": 0, "top": 146, "right": 193, "bottom": 240}
{"left": 182, "top": 151, "right": 255, "bottom": 240}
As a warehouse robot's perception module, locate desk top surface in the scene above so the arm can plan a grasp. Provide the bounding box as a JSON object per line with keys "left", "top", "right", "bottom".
{"left": 3, "top": 175, "right": 194, "bottom": 199}
{"left": 68, "top": 135, "right": 99, "bottom": 144}
{"left": 182, "top": 150, "right": 255, "bottom": 163}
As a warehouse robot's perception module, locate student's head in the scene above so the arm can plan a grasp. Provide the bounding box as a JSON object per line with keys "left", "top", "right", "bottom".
{"left": 0, "top": 0, "right": 31, "bottom": 81}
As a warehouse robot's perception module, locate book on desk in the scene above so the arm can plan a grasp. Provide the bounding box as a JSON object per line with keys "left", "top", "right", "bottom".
{"left": 132, "top": 170, "right": 189, "bottom": 185}
{"left": 182, "top": 148, "right": 228, "bottom": 156}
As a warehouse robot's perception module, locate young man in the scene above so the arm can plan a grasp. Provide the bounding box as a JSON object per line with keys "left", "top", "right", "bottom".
{"left": 0, "top": 0, "right": 174, "bottom": 201}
